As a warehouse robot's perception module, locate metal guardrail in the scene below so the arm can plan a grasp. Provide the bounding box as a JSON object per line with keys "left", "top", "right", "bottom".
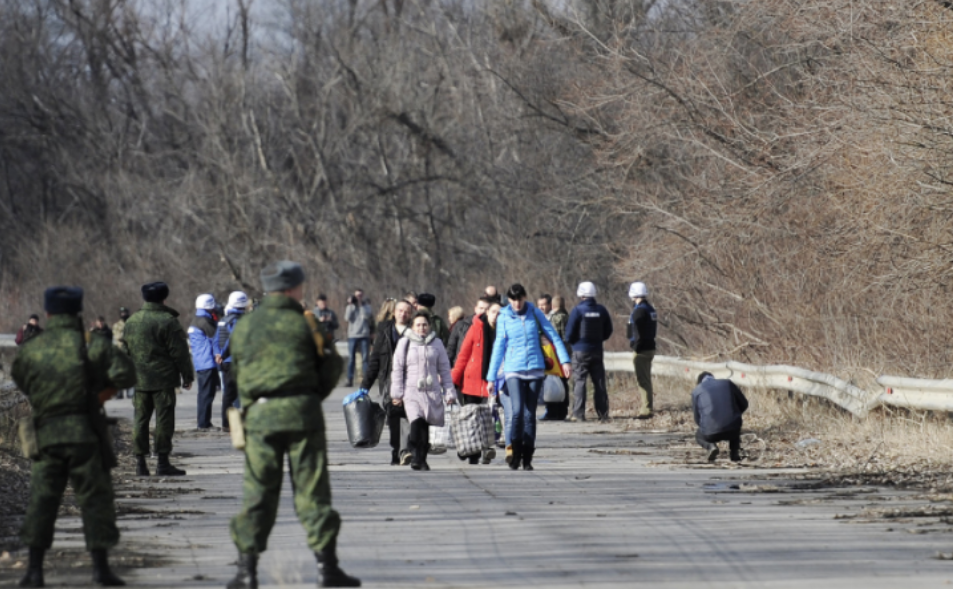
{"left": 606, "top": 353, "right": 876, "bottom": 417}
{"left": 2, "top": 337, "right": 946, "bottom": 417}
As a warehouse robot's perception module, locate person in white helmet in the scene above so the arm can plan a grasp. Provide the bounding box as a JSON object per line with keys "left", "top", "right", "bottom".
{"left": 627, "top": 282, "right": 658, "bottom": 418}
{"left": 189, "top": 293, "right": 222, "bottom": 429}
{"left": 564, "top": 282, "right": 614, "bottom": 421}
{"left": 214, "top": 291, "right": 250, "bottom": 432}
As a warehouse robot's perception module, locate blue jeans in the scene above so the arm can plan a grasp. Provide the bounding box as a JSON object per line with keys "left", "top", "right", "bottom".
{"left": 347, "top": 337, "right": 370, "bottom": 383}
{"left": 505, "top": 377, "right": 542, "bottom": 451}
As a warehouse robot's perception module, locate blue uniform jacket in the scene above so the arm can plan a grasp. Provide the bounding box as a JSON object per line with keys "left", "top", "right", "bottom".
{"left": 213, "top": 311, "right": 244, "bottom": 365}
{"left": 188, "top": 310, "right": 218, "bottom": 372}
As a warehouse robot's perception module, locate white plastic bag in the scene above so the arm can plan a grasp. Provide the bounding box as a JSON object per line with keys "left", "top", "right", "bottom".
{"left": 542, "top": 375, "right": 565, "bottom": 403}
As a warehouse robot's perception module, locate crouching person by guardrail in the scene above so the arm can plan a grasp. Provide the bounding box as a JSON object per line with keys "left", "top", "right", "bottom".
{"left": 691, "top": 372, "right": 749, "bottom": 463}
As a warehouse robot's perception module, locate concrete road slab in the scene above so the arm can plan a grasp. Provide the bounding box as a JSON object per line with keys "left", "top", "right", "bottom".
{"left": 7, "top": 385, "right": 953, "bottom": 588}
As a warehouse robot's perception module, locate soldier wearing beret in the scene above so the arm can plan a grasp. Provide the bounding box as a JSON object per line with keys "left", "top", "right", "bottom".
{"left": 415, "top": 292, "right": 450, "bottom": 346}
{"left": 123, "top": 281, "right": 194, "bottom": 477}
{"left": 12, "top": 287, "right": 136, "bottom": 587}
{"left": 226, "top": 261, "right": 360, "bottom": 589}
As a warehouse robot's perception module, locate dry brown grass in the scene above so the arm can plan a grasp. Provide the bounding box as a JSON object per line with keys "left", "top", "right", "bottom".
{"left": 600, "top": 373, "right": 953, "bottom": 488}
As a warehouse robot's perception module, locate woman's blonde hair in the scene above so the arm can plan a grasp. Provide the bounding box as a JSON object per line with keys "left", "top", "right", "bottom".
{"left": 552, "top": 295, "right": 566, "bottom": 312}
{"left": 447, "top": 306, "right": 465, "bottom": 326}
{"left": 376, "top": 298, "right": 397, "bottom": 323}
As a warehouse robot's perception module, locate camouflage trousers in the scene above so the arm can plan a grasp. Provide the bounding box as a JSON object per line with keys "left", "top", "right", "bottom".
{"left": 133, "top": 387, "right": 177, "bottom": 456}
{"left": 21, "top": 443, "right": 119, "bottom": 550}
{"left": 230, "top": 429, "right": 341, "bottom": 555}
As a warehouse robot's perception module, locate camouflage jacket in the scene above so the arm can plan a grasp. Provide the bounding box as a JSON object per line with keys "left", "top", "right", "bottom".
{"left": 11, "top": 315, "right": 136, "bottom": 448}
{"left": 550, "top": 309, "right": 572, "bottom": 354}
{"left": 123, "top": 302, "right": 194, "bottom": 390}
{"left": 112, "top": 318, "right": 127, "bottom": 353}
{"left": 420, "top": 308, "right": 450, "bottom": 346}
{"left": 232, "top": 295, "right": 343, "bottom": 432}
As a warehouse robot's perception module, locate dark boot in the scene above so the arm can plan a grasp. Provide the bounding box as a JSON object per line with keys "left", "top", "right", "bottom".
{"left": 91, "top": 549, "right": 125, "bottom": 586}
{"left": 18, "top": 547, "right": 44, "bottom": 588}
{"left": 522, "top": 447, "right": 535, "bottom": 471}
{"left": 420, "top": 445, "right": 431, "bottom": 471}
{"left": 135, "top": 455, "right": 150, "bottom": 477}
{"left": 316, "top": 549, "right": 361, "bottom": 588}
{"left": 509, "top": 443, "right": 522, "bottom": 470}
{"left": 410, "top": 444, "right": 423, "bottom": 471}
{"left": 226, "top": 553, "right": 258, "bottom": 589}
{"left": 156, "top": 454, "right": 186, "bottom": 476}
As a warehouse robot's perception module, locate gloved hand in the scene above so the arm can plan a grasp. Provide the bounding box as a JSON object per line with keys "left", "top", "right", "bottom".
{"left": 357, "top": 388, "right": 369, "bottom": 396}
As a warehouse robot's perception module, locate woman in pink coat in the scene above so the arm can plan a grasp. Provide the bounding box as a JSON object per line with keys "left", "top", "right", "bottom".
{"left": 390, "top": 311, "right": 456, "bottom": 470}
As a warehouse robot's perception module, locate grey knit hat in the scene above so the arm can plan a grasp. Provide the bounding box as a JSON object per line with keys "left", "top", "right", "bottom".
{"left": 260, "top": 261, "right": 305, "bottom": 292}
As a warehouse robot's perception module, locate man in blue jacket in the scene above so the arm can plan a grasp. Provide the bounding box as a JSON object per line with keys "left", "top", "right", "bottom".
{"left": 189, "top": 294, "right": 221, "bottom": 429}
{"left": 565, "top": 282, "right": 614, "bottom": 422}
{"left": 691, "top": 372, "right": 749, "bottom": 462}
{"left": 214, "top": 291, "right": 249, "bottom": 433}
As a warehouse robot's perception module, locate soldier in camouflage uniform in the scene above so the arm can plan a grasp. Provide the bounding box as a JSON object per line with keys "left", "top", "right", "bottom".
{"left": 123, "top": 282, "right": 194, "bottom": 477}
{"left": 12, "top": 286, "right": 136, "bottom": 587}
{"left": 226, "top": 261, "right": 360, "bottom": 589}
{"left": 415, "top": 293, "right": 450, "bottom": 345}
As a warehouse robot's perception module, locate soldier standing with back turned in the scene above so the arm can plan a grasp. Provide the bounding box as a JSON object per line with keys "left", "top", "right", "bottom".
{"left": 226, "top": 261, "right": 360, "bottom": 588}
{"left": 12, "top": 287, "right": 136, "bottom": 587}
{"left": 123, "top": 282, "right": 194, "bottom": 477}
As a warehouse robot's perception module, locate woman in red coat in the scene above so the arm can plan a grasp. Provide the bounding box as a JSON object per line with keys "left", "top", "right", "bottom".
{"left": 451, "top": 301, "right": 502, "bottom": 464}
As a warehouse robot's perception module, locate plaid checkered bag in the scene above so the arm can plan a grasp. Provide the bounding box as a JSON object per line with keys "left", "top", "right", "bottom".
{"left": 451, "top": 403, "right": 494, "bottom": 458}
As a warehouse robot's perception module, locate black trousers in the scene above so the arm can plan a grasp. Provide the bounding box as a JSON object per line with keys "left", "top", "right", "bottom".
{"left": 387, "top": 402, "right": 409, "bottom": 463}
{"left": 695, "top": 428, "right": 741, "bottom": 456}
{"left": 220, "top": 364, "right": 239, "bottom": 429}
{"left": 407, "top": 417, "right": 430, "bottom": 464}
{"left": 196, "top": 368, "right": 220, "bottom": 428}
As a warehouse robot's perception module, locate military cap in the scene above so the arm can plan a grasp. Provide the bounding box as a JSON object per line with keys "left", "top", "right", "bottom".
{"left": 44, "top": 286, "right": 84, "bottom": 315}
{"left": 141, "top": 282, "right": 170, "bottom": 303}
{"left": 261, "top": 261, "right": 305, "bottom": 292}
{"left": 417, "top": 293, "right": 436, "bottom": 308}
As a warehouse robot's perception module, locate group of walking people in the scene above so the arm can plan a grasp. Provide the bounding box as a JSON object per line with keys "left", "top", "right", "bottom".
{"left": 357, "top": 279, "right": 660, "bottom": 472}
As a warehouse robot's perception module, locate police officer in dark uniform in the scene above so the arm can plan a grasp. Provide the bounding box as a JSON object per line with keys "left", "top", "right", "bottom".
{"left": 627, "top": 281, "right": 658, "bottom": 418}
{"left": 564, "top": 282, "right": 614, "bottom": 422}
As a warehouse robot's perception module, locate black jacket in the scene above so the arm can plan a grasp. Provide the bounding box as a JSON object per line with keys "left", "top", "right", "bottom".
{"left": 627, "top": 300, "right": 657, "bottom": 352}
{"left": 447, "top": 315, "right": 473, "bottom": 368}
{"left": 361, "top": 319, "right": 407, "bottom": 402}
{"left": 692, "top": 378, "right": 748, "bottom": 435}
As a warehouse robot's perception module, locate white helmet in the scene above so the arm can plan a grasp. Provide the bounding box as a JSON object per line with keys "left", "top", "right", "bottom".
{"left": 227, "top": 291, "right": 249, "bottom": 310}
{"left": 576, "top": 281, "right": 597, "bottom": 298}
{"left": 628, "top": 282, "right": 649, "bottom": 298}
{"left": 195, "top": 294, "right": 216, "bottom": 310}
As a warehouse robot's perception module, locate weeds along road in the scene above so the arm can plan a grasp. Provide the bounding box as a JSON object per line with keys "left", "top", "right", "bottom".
{"left": 9, "top": 386, "right": 953, "bottom": 588}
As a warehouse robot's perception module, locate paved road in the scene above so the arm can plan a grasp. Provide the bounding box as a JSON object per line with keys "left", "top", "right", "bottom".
{"left": 16, "top": 386, "right": 953, "bottom": 588}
